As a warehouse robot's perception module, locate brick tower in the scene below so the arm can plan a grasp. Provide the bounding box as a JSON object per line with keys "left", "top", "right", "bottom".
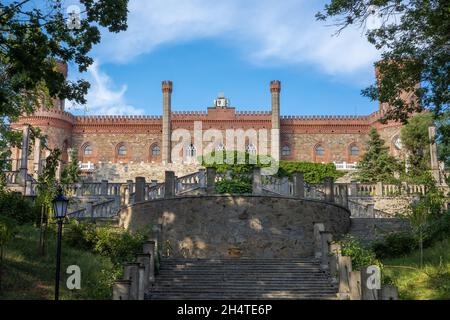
{"left": 270, "top": 80, "right": 281, "bottom": 161}
{"left": 162, "top": 80, "right": 173, "bottom": 164}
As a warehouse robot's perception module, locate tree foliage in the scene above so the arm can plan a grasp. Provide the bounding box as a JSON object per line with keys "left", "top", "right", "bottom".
{"left": 0, "top": 0, "right": 129, "bottom": 171}
{"left": 400, "top": 112, "right": 433, "bottom": 177}
{"left": 355, "top": 128, "right": 401, "bottom": 182}
{"left": 317, "top": 0, "right": 449, "bottom": 123}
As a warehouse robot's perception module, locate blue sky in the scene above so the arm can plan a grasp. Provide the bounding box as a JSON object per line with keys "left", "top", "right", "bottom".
{"left": 66, "top": 0, "right": 382, "bottom": 117}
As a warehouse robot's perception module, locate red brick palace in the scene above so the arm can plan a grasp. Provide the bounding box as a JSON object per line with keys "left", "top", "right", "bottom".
{"left": 10, "top": 64, "right": 405, "bottom": 181}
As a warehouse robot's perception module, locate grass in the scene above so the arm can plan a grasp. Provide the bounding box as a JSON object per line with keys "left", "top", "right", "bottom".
{"left": 0, "top": 224, "right": 119, "bottom": 300}
{"left": 382, "top": 237, "right": 450, "bottom": 300}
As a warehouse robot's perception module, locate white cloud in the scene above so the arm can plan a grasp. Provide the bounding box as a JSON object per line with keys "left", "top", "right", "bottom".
{"left": 67, "top": 61, "right": 144, "bottom": 115}
{"left": 95, "top": 0, "right": 380, "bottom": 75}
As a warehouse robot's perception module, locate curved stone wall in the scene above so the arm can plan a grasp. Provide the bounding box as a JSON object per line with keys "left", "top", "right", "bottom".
{"left": 119, "top": 195, "right": 351, "bottom": 258}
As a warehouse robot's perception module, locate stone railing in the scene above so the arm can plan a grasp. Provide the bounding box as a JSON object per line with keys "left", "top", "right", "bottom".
{"left": 345, "top": 182, "right": 426, "bottom": 197}
{"left": 348, "top": 200, "right": 390, "bottom": 218}
{"left": 68, "top": 198, "right": 121, "bottom": 220}
{"left": 112, "top": 225, "right": 162, "bottom": 300}
{"left": 314, "top": 223, "right": 399, "bottom": 300}
{"left": 175, "top": 169, "right": 206, "bottom": 194}
{"left": 334, "top": 162, "right": 358, "bottom": 171}
{"left": 146, "top": 182, "right": 165, "bottom": 201}
{"left": 4, "top": 171, "right": 20, "bottom": 184}
{"left": 261, "top": 175, "right": 293, "bottom": 196}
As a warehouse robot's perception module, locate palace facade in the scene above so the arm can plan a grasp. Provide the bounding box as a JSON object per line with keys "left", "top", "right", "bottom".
{"left": 10, "top": 64, "right": 405, "bottom": 182}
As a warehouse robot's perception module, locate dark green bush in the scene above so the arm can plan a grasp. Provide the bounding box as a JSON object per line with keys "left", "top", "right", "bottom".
{"left": 64, "top": 221, "right": 149, "bottom": 266}
{"left": 372, "top": 231, "right": 418, "bottom": 259}
{"left": 423, "top": 210, "right": 450, "bottom": 247}
{"left": 0, "top": 192, "right": 36, "bottom": 224}
{"left": 215, "top": 178, "right": 252, "bottom": 194}
{"left": 339, "top": 235, "right": 380, "bottom": 270}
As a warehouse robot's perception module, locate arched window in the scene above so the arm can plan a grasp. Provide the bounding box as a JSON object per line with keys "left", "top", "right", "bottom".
{"left": 84, "top": 144, "right": 93, "bottom": 156}
{"left": 281, "top": 145, "right": 291, "bottom": 156}
{"left": 186, "top": 144, "right": 196, "bottom": 157}
{"left": 315, "top": 145, "right": 325, "bottom": 156}
{"left": 246, "top": 143, "right": 257, "bottom": 155}
{"left": 151, "top": 144, "right": 160, "bottom": 156}
{"left": 118, "top": 145, "right": 127, "bottom": 156}
{"left": 216, "top": 143, "right": 225, "bottom": 152}
{"left": 350, "top": 145, "right": 359, "bottom": 156}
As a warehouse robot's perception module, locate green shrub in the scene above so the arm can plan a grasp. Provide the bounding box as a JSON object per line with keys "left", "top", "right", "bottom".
{"left": 339, "top": 235, "right": 380, "bottom": 270}
{"left": 372, "top": 231, "right": 418, "bottom": 259}
{"left": 278, "top": 161, "right": 344, "bottom": 184}
{"left": 0, "top": 192, "right": 36, "bottom": 224}
{"left": 64, "top": 220, "right": 97, "bottom": 250}
{"left": 423, "top": 210, "right": 450, "bottom": 247}
{"left": 215, "top": 178, "right": 252, "bottom": 194}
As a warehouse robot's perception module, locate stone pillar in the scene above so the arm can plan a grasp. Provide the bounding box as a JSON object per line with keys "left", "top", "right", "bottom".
{"left": 337, "top": 256, "right": 352, "bottom": 300}
{"left": 270, "top": 80, "right": 281, "bottom": 162}
{"left": 112, "top": 280, "right": 131, "bottom": 300}
{"left": 293, "top": 171, "right": 304, "bottom": 199}
{"left": 324, "top": 177, "right": 334, "bottom": 203}
{"left": 376, "top": 182, "right": 383, "bottom": 196}
{"left": 137, "top": 264, "right": 146, "bottom": 300}
{"left": 136, "top": 253, "right": 151, "bottom": 290}
{"left": 380, "top": 285, "right": 399, "bottom": 300}
{"left": 350, "top": 181, "right": 357, "bottom": 197}
{"left": 135, "top": 177, "right": 146, "bottom": 202}
{"left": 313, "top": 223, "right": 325, "bottom": 259}
{"left": 162, "top": 80, "right": 173, "bottom": 164}
{"left": 361, "top": 266, "right": 380, "bottom": 300}
{"left": 142, "top": 241, "right": 156, "bottom": 283}
{"left": 19, "top": 124, "right": 30, "bottom": 183}
{"left": 55, "top": 160, "right": 62, "bottom": 181}
{"left": 339, "top": 184, "right": 349, "bottom": 208}
{"left": 33, "top": 138, "right": 42, "bottom": 179}
{"left": 206, "top": 167, "right": 216, "bottom": 194}
{"left": 329, "top": 243, "right": 341, "bottom": 284}
{"left": 123, "top": 263, "right": 140, "bottom": 300}
{"left": 252, "top": 167, "right": 262, "bottom": 195}
{"left": 101, "top": 180, "right": 108, "bottom": 196}
{"left": 199, "top": 169, "right": 206, "bottom": 189}
{"left": 349, "top": 271, "right": 362, "bottom": 300}
{"left": 429, "top": 126, "right": 443, "bottom": 185}
{"left": 320, "top": 231, "right": 333, "bottom": 270}
{"left": 164, "top": 171, "right": 175, "bottom": 198}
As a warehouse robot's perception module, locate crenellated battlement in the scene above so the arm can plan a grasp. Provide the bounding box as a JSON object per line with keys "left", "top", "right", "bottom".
{"left": 75, "top": 115, "right": 162, "bottom": 123}
{"left": 280, "top": 115, "right": 370, "bottom": 121}
{"left": 171, "top": 111, "right": 208, "bottom": 117}
{"left": 236, "top": 110, "right": 271, "bottom": 116}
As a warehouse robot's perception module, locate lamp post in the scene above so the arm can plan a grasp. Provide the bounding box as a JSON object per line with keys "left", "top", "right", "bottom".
{"left": 53, "top": 192, "right": 68, "bottom": 300}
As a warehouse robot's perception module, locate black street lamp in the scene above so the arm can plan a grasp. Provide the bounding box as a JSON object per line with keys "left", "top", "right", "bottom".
{"left": 53, "top": 192, "right": 68, "bottom": 301}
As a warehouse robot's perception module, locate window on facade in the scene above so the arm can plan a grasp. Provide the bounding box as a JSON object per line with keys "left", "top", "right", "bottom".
{"left": 186, "top": 144, "right": 196, "bottom": 157}
{"left": 151, "top": 145, "right": 160, "bottom": 156}
{"left": 281, "top": 145, "right": 291, "bottom": 156}
{"left": 118, "top": 145, "right": 127, "bottom": 156}
{"left": 84, "top": 145, "right": 93, "bottom": 156}
{"left": 315, "top": 145, "right": 325, "bottom": 156}
{"left": 246, "top": 143, "right": 257, "bottom": 155}
{"left": 216, "top": 143, "right": 225, "bottom": 152}
{"left": 350, "top": 145, "right": 359, "bottom": 156}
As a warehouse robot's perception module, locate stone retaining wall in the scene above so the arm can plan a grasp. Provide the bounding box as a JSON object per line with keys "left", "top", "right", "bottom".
{"left": 119, "top": 195, "right": 351, "bottom": 258}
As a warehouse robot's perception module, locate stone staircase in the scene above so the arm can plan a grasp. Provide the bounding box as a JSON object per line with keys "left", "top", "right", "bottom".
{"left": 146, "top": 258, "right": 337, "bottom": 300}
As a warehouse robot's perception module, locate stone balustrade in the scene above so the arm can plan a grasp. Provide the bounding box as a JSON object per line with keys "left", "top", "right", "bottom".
{"left": 112, "top": 239, "right": 158, "bottom": 300}
{"left": 313, "top": 222, "right": 399, "bottom": 300}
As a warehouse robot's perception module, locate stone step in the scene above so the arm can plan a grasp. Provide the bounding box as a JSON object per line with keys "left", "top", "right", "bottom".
{"left": 148, "top": 293, "right": 337, "bottom": 300}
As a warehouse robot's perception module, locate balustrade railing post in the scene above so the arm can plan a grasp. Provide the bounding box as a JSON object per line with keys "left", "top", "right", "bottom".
{"left": 339, "top": 184, "right": 349, "bottom": 208}
{"left": 350, "top": 181, "right": 357, "bottom": 197}
{"left": 123, "top": 263, "right": 140, "bottom": 300}
{"left": 313, "top": 223, "right": 325, "bottom": 258}
{"left": 324, "top": 177, "right": 335, "bottom": 203}
{"left": 252, "top": 167, "right": 262, "bottom": 195}
{"left": 376, "top": 182, "right": 383, "bottom": 196}
{"left": 206, "top": 167, "right": 216, "bottom": 195}
{"left": 101, "top": 180, "right": 108, "bottom": 196}
{"left": 112, "top": 280, "right": 131, "bottom": 300}
{"left": 164, "top": 171, "right": 175, "bottom": 198}
{"left": 199, "top": 169, "right": 206, "bottom": 189}
{"left": 135, "top": 177, "right": 146, "bottom": 202}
